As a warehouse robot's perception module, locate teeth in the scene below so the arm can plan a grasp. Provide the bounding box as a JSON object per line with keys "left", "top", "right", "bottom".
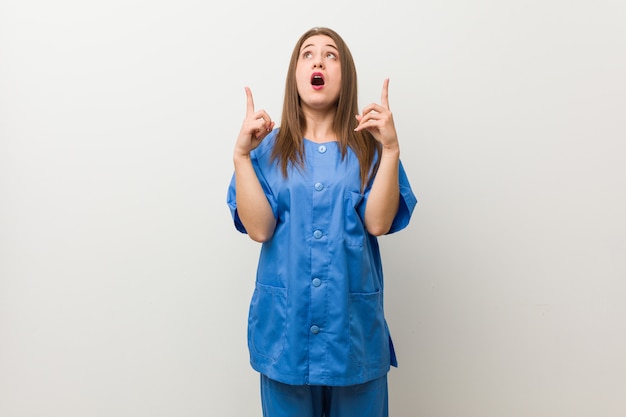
{"left": 312, "top": 75, "right": 324, "bottom": 86}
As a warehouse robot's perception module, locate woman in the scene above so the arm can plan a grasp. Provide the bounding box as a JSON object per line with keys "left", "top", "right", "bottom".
{"left": 227, "top": 26, "right": 417, "bottom": 417}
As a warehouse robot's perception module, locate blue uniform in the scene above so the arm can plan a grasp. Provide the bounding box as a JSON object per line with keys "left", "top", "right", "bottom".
{"left": 227, "top": 129, "right": 417, "bottom": 387}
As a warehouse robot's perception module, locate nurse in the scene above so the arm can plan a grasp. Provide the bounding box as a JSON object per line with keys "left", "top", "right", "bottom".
{"left": 227, "top": 26, "right": 417, "bottom": 417}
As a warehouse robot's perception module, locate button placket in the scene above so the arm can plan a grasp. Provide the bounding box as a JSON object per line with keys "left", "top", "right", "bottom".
{"left": 308, "top": 141, "right": 330, "bottom": 365}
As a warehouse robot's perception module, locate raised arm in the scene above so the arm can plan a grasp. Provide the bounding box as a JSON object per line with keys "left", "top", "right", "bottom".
{"left": 355, "top": 79, "right": 401, "bottom": 236}
{"left": 233, "top": 87, "right": 277, "bottom": 242}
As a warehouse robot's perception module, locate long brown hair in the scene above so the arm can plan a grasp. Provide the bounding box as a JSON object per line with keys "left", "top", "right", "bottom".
{"left": 271, "top": 27, "right": 381, "bottom": 190}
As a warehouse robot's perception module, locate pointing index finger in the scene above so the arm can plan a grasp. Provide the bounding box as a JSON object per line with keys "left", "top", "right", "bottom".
{"left": 381, "top": 78, "right": 390, "bottom": 110}
{"left": 244, "top": 86, "right": 255, "bottom": 116}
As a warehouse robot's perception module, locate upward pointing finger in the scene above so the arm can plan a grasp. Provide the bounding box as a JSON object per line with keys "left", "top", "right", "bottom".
{"left": 381, "top": 78, "right": 390, "bottom": 110}
{"left": 245, "top": 86, "right": 255, "bottom": 116}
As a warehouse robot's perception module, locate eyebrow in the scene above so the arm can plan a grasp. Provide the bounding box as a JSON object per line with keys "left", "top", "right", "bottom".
{"left": 301, "top": 43, "right": 339, "bottom": 52}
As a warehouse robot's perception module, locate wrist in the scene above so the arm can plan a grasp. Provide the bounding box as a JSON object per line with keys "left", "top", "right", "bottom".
{"left": 380, "top": 143, "right": 400, "bottom": 158}
{"left": 233, "top": 152, "right": 251, "bottom": 164}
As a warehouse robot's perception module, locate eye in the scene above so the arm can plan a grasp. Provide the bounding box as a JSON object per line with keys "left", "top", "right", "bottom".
{"left": 302, "top": 51, "right": 313, "bottom": 59}
{"left": 326, "top": 52, "right": 337, "bottom": 59}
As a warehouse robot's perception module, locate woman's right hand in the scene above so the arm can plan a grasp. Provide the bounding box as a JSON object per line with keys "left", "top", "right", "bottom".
{"left": 234, "top": 87, "right": 275, "bottom": 158}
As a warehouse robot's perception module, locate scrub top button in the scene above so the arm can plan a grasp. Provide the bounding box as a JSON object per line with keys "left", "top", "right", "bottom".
{"left": 318, "top": 145, "right": 327, "bottom": 153}
{"left": 312, "top": 278, "right": 321, "bottom": 287}
{"left": 310, "top": 325, "right": 320, "bottom": 334}
{"left": 314, "top": 182, "right": 323, "bottom": 191}
{"left": 313, "top": 230, "right": 323, "bottom": 239}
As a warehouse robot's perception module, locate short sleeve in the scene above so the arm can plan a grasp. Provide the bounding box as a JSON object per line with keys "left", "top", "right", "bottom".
{"left": 226, "top": 173, "right": 247, "bottom": 233}
{"left": 387, "top": 160, "right": 417, "bottom": 234}
{"left": 359, "top": 159, "right": 417, "bottom": 235}
{"left": 226, "top": 151, "right": 279, "bottom": 234}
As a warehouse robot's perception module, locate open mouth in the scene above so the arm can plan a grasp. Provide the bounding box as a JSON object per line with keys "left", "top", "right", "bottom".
{"left": 311, "top": 72, "right": 325, "bottom": 88}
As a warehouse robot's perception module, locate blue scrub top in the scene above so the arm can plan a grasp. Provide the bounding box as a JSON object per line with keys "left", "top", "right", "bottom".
{"left": 227, "top": 129, "right": 417, "bottom": 386}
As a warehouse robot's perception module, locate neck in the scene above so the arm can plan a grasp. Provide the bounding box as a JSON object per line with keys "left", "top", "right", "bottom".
{"left": 302, "top": 108, "right": 336, "bottom": 143}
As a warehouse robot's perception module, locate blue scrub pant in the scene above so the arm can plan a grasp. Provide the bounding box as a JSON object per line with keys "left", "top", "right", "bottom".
{"left": 260, "top": 374, "right": 389, "bottom": 417}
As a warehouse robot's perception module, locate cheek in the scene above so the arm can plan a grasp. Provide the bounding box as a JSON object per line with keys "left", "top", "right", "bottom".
{"left": 295, "top": 67, "right": 306, "bottom": 83}
{"left": 329, "top": 65, "right": 341, "bottom": 83}
{"left": 332, "top": 73, "right": 342, "bottom": 91}
{"left": 295, "top": 74, "right": 308, "bottom": 92}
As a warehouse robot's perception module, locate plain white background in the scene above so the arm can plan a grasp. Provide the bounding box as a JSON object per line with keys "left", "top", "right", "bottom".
{"left": 1, "top": 0, "right": 625, "bottom": 416}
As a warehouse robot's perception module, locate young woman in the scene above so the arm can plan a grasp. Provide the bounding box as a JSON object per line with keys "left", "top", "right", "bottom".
{"left": 227, "top": 26, "right": 417, "bottom": 417}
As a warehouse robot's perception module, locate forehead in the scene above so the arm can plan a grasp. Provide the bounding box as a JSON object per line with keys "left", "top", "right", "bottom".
{"left": 300, "top": 35, "right": 338, "bottom": 51}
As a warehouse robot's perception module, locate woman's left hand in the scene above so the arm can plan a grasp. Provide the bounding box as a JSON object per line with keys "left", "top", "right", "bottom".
{"left": 354, "top": 78, "right": 398, "bottom": 149}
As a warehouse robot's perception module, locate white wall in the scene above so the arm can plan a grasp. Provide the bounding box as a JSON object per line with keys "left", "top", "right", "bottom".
{"left": 1, "top": 1, "right": 625, "bottom": 416}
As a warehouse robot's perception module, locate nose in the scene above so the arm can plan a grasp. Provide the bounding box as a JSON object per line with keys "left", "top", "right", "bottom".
{"left": 312, "top": 54, "right": 324, "bottom": 69}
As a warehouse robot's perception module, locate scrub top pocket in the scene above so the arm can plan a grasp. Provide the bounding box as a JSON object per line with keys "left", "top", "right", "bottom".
{"left": 348, "top": 289, "right": 389, "bottom": 367}
{"left": 343, "top": 191, "right": 366, "bottom": 247}
{"left": 248, "top": 282, "right": 288, "bottom": 362}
